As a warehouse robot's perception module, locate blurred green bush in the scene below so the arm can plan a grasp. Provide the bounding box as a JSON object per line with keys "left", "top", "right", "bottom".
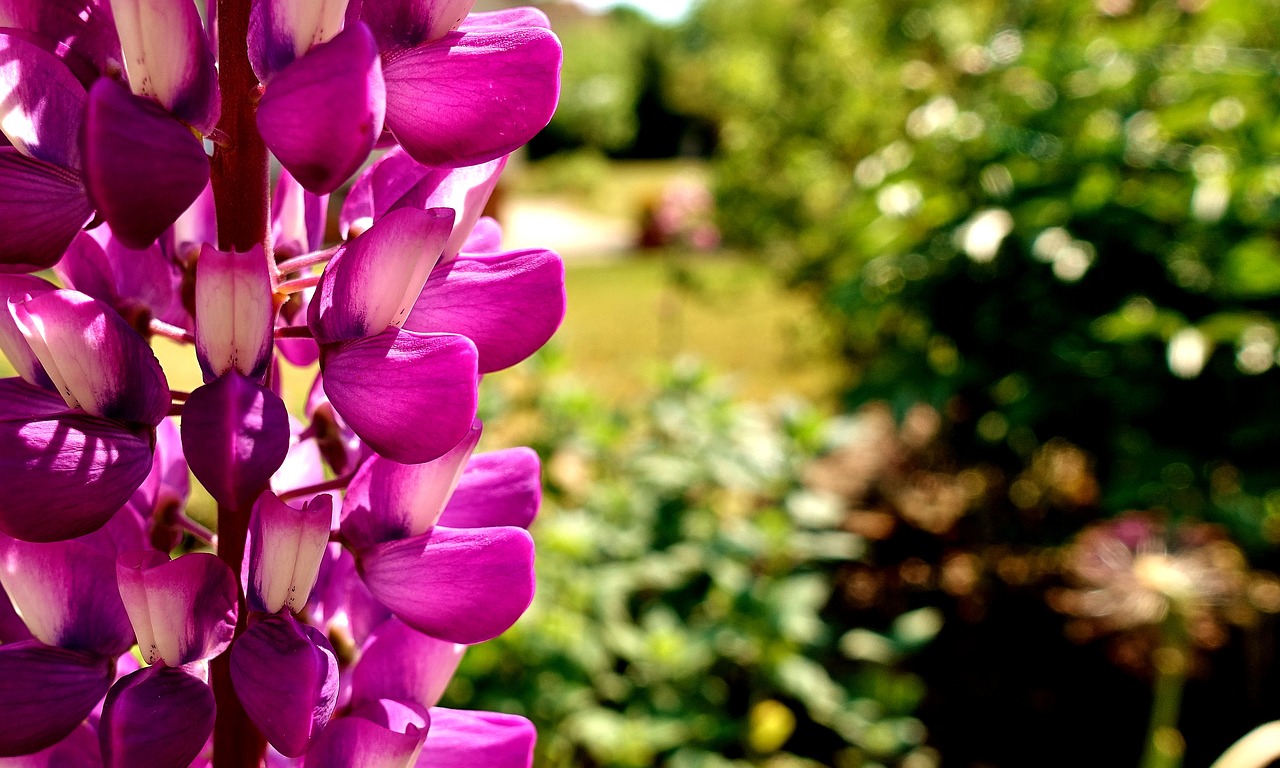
{"left": 670, "top": 0, "right": 1280, "bottom": 545}
{"left": 452, "top": 357, "right": 938, "bottom": 767}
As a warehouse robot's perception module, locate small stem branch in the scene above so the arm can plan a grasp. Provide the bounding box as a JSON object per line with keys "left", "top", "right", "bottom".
{"left": 275, "top": 274, "right": 321, "bottom": 295}
{"left": 170, "top": 390, "right": 190, "bottom": 402}
{"left": 167, "top": 403, "right": 184, "bottom": 417}
{"left": 278, "top": 472, "right": 358, "bottom": 503}
{"left": 275, "top": 246, "right": 339, "bottom": 277}
{"left": 150, "top": 319, "right": 195, "bottom": 345}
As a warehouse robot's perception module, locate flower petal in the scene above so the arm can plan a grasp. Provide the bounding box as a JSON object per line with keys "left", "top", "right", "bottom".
{"left": 231, "top": 612, "right": 339, "bottom": 757}
{"left": 437, "top": 448, "right": 541, "bottom": 530}
{"left": 458, "top": 7, "right": 550, "bottom": 31}
{"left": 382, "top": 26, "right": 561, "bottom": 169}
{"left": 272, "top": 168, "right": 328, "bottom": 259}
{"left": 248, "top": 0, "right": 350, "bottom": 80}
{"left": 0, "top": 147, "right": 92, "bottom": 273}
{"left": 0, "top": 722, "right": 102, "bottom": 768}
{"left": 0, "top": 529, "right": 136, "bottom": 656}
{"left": 320, "top": 329, "right": 478, "bottom": 465}
{"left": 0, "top": 274, "right": 56, "bottom": 388}
{"left": 362, "top": 0, "right": 473, "bottom": 48}
{"left": 0, "top": 31, "right": 87, "bottom": 168}
{"left": 0, "top": 1, "right": 122, "bottom": 77}
{"left": 0, "top": 405, "right": 153, "bottom": 542}
{"left": 109, "top": 0, "right": 220, "bottom": 131}
{"left": 417, "top": 709, "right": 535, "bottom": 768}
{"left": 99, "top": 665, "right": 215, "bottom": 768}
{"left": 195, "top": 243, "right": 274, "bottom": 381}
{"left": 82, "top": 77, "right": 210, "bottom": 249}
{"left": 247, "top": 492, "right": 333, "bottom": 614}
{"left": 116, "top": 551, "right": 238, "bottom": 666}
{"left": 309, "top": 207, "right": 453, "bottom": 345}
{"left": 302, "top": 715, "right": 426, "bottom": 768}
{"left": 11, "top": 289, "right": 169, "bottom": 426}
{"left": 340, "top": 421, "right": 481, "bottom": 548}
{"left": 307, "top": 543, "right": 391, "bottom": 647}
{"left": 351, "top": 618, "right": 463, "bottom": 711}
{"left": 0, "top": 641, "right": 114, "bottom": 757}
{"left": 461, "top": 216, "right": 502, "bottom": 253}
{"left": 258, "top": 22, "right": 385, "bottom": 195}
{"left": 404, "top": 248, "right": 564, "bottom": 372}
{"left": 181, "top": 371, "right": 291, "bottom": 511}
{"left": 356, "top": 526, "right": 534, "bottom": 644}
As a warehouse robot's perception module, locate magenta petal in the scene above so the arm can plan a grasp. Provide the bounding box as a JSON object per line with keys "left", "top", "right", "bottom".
{"left": 404, "top": 249, "right": 564, "bottom": 372}
{"left": 309, "top": 207, "right": 454, "bottom": 345}
{"left": 340, "top": 421, "right": 481, "bottom": 549}
{"left": 307, "top": 543, "right": 391, "bottom": 647}
{"left": 231, "top": 612, "right": 339, "bottom": 757}
{"left": 352, "top": 619, "right": 464, "bottom": 712}
{"left": 82, "top": 78, "right": 210, "bottom": 249}
{"left": 246, "top": 492, "right": 333, "bottom": 614}
{"left": 382, "top": 27, "right": 561, "bottom": 169}
{"left": 109, "top": 0, "right": 220, "bottom": 131}
{"left": 116, "top": 551, "right": 238, "bottom": 667}
{"left": 0, "top": 641, "right": 114, "bottom": 757}
{"left": 0, "top": 275, "right": 56, "bottom": 388}
{"left": 362, "top": 0, "right": 473, "bottom": 47}
{"left": 458, "top": 8, "right": 550, "bottom": 31}
{"left": 437, "top": 448, "right": 541, "bottom": 530}
{"left": 321, "top": 329, "right": 478, "bottom": 464}
{"left": 357, "top": 526, "right": 534, "bottom": 644}
{"left": 0, "top": 147, "right": 92, "bottom": 273}
{"left": 258, "top": 22, "right": 385, "bottom": 195}
{"left": 0, "top": 1, "right": 122, "bottom": 78}
{"left": 272, "top": 168, "right": 329, "bottom": 259}
{"left": 99, "top": 665, "right": 215, "bottom": 768}
{"left": 12, "top": 289, "right": 169, "bottom": 426}
{"left": 181, "top": 371, "right": 291, "bottom": 511}
{"left": 302, "top": 715, "right": 426, "bottom": 768}
{"left": 194, "top": 244, "right": 275, "bottom": 381}
{"left": 0, "top": 409, "right": 152, "bottom": 542}
{"left": 0, "top": 532, "right": 135, "bottom": 656}
{"left": 0, "top": 32, "right": 87, "bottom": 168}
{"left": 0, "top": 722, "right": 102, "bottom": 768}
{"left": 418, "top": 709, "right": 535, "bottom": 768}
{"left": 53, "top": 233, "right": 119, "bottom": 308}
{"left": 461, "top": 216, "right": 502, "bottom": 253}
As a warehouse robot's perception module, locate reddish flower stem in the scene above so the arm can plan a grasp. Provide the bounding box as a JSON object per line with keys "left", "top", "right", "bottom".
{"left": 149, "top": 318, "right": 196, "bottom": 344}
{"left": 210, "top": 0, "right": 270, "bottom": 764}
{"left": 275, "top": 274, "right": 322, "bottom": 295}
{"left": 274, "top": 245, "right": 339, "bottom": 276}
{"left": 277, "top": 471, "right": 358, "bottom": 503}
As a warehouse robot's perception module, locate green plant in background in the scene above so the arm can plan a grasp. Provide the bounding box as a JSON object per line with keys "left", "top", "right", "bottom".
{"left": 672, "top": 0, "right": 1280, "bottom": 545}
{"left": 451, "top": 356, "right": 939, "bottom": 767}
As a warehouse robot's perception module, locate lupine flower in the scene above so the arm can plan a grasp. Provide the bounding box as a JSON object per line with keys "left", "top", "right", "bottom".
{"left": 0, "top": 0, "right": 563, "bottom": 765}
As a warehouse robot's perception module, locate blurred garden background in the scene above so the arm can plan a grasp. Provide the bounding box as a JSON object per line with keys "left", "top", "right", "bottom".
{"left": 245, "top": 0, "right": 1280, "bottom": 765}
{"left": 428, "top": 0, "right": 1280, "bottom": 766}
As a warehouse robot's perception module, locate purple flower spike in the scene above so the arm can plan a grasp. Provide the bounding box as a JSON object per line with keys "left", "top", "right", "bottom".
{"left": 230, "top": 612, "right": 339, "bottom": 757}
{"left": 351, "top": 618, "right": 464, "bottom": 712}
{"left": 81, "top": 77, "right": 211, "bottom": 249}
{"left": 109, "top": 0, "right": 220, "bottom": 132}
{"left": 0, "top": 148, "right": 93, "bottom": 273}
{"left": 404, "top": 248, "right": 566, "bottom": 373}
{"left": 0, "top": 32, "right": 87, "bottom": 169}
{"left": 302, "top": 715, "right": 426, "bottom": 768}
{"left": 181, "top": 371, "right": 291, "bottom": 511}
{"left": 0, "top": 641, "right": 115, "bottom": 757}
{"left": 356, "top": 525, "right": 534, "bottom": 644}
{"left": 310, "top": 207, "right": 454, "bottom": 345}
{"left": 258, "top": 22, "right": 386, "bottom": 196}
{"left": 320, "top": 329, "right": 479, "bottom": 465}
{"left": 10, "top": 289, "right": 169, "bottom": 426}
{"left": 195, "top": 244, "right": 275, "bottom": 382}
{"left": 381, "top": 25, "right": 561, "bottom": 169}
{"left": 437, "top": 448, "right": 541, "bottom": 530}
{"left": 116, "top": 551, "right": 237, "bottom": 667}
{"left": 340, "top": 420, "right": 481, "bottom": 548}
{"left": 99, "top": 665, "right": 216, "bottom": 768}
{"left": 0, "top": 531, "right": 136, "bottom": 657}
{"left": 247, "top": 491, "right": 333, "bottom": 614}
{"left": 417, "top": 708, "right": 535, "bottom": 768}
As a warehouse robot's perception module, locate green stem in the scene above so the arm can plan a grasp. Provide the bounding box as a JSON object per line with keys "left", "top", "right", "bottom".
{"left": 1139, "top": 612, "right": 1189, "bottom": 768}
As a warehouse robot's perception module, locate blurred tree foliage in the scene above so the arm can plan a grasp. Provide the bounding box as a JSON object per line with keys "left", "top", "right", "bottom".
{"left": 454, "top": 358, "right": 937, "bottom": 767}
{"left": 671, "top": 0, "right": 1280, "bottom": 547}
